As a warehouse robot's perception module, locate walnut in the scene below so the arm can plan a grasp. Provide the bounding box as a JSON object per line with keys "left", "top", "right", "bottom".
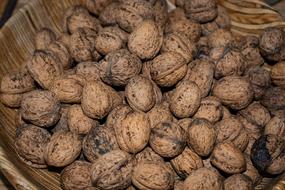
{"left": 60, "top": 161, "right": 92, "bottom": 190}
{"left": 161, "top": 32, "right": 197, "bottom": 63}
{"left": 44, "top": 131, "right": 82, "bottom": 167}
{"left": 222, "top": 105, "right": 231, "bottom": 119}
{"left": 208, "top": 29, "right": 232, "bottom": 48}
{"left": 177, "top": 118, "right": 193, "bottom": 131}
{"left": 47, "top": 41, "right": 72, "bottom": 69}
{"left": 150, "top": 52, "right": 187, "bottom": 87}
{"left": 212, "top": 76, "right": 253, "bottom": 110}
{"left": 181, "top": 59, "right": 214, "bottom": 98}
{"left": 170, "top": 81, "right": 201, "bottom": 118}
{"left": 170, "top": 147, "right": 203, "bottom": 179}
{"left": 116, "top": 0, "right": 154, "bottom": 33}
{"left": 261, "top": 86, "right": 285, "bottom": 111}
{"left": 15, "top": 124, "right": 51, "bottom": 168}
{"left": 150, "top": 121, "right": 187, "bottom": 157}
{"left": 28, "top": 50, "right": 63, "bottom": 89}
{"left": 125, "top": 75, "right": 159, "bottom": 112}
{"left": 67, "top": 105, "right": 97, "bottom": 135}
{"left": 264, "top": 116, "right": 285, "bottom": 142}
{"left": 211, "top": 142, "right": 246, "bottom": 174}
{"left": 187, "top": 119, "right": 216, "bottom": 156}
{"left": 134, "top": 146, "right": 164, "bottom": 165}
{"left": 51, "top": 105, "right": 70, "bottom": 134}
{"left": 91, "top": 150, "right": 133, "bottom": 190}
{"left": 271, "top": 61, "right": 285, "bottom": 87}
{"left": 224, "top": 174, "right": 253, "bottom": 190}
{"left": 132, "top": 161, "right": 174, "bottom": 190}
{"left": 98, "top": 49, "right": 142, "bottom": 86}
{"left": 75, "top": 62, "right": 101, "bottom": 82}
{"left": 193, "top": 96, "right": 222, "bottom": 124}
{"left": 183, "top": 167, "right": 223, "bottom": 190}
{"left": 152, "top": 0, "right": 168, "bottom": 29}
{"left": 86, "top": 0, "right": 113, "bottom": 15}
{"left": 20, "top": 90, "right": 60, "bottom": 127}
{"left": 114, "top": 110, "right": 150, "bottom": 153}
{"left": 147, "top": 102, "right": 173, "bottom": 129}
{"left": 106, "top": 104, "right": 132, "bottom": 129}
{"left": 184, "top": 0, "right": 218, "bottom": 23}
{"left": 99, "top": 2, "right": 119, "bottom": 26}
{"left": 243, "top": 154, "right": 262, "bottom": 186}
{"left": 128, "top": 20, "right": 163, "bottom": 60}
{"left": 34, "top": 28, "right": 56, "bottom": 50}
{"left": 83, "top": 125, "right": 119, "bottom": 162}
{"left": 0, "top": 93, "right": 22, "bottom": 108}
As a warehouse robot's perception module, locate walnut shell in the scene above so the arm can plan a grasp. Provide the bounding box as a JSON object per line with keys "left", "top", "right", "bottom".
{"left": 261, "top": 86, "right": 285, "bottom": 111}
{"left": 15, "top": 125, "right": 51, "bottom": 168}
{"left": 212, "top": 76, "right": 253, "bottom": 110}
{"left": 222, "top": 105, "right": 231, "bottom": 119}
{"left": 28, "top": 50, "right": 63, "bottom": 89}
{"left": 60, "top": 161, "right": 92, "bottom": 190}
{"left": 177, "top": 118, "right": 193, "bottom": 131}
{"left": 183, "top": 167, "right": 223, "bottom": 190}
{"left": 62, "top": 6, "right": 88, "bottom": 32}
{"left": 83, "top": 125, "right": 119, "bottom": 162}
{"left": 106, "top": 104, "right": 132, "bottom": 129}
{"left": 243, "top": 154, "right": 262, "bottom": 185}
{"left": 47, "top": 41, "right": 72, "bottom": 69}
{"left": 150, "top": 121, "right": 187, "bottom": 157}
{"left": 170, "top": 147, "right": 203, "bottom": 179}
{"left": 184, "top": 0, "right": 218, "bottom": 23}
{"left": 161, "top": 32, "right": 197, "bottom": 63}
{"left": 264, "top": 116, "right": 285, "bottom": 142}
{"left": 187, "top": 119, "right": 216, "bottom": 156}
{"left": 20, "top": 90, "right": 60, "bottom": 127}
{"left": 98, "top": 49, "right": 142, "bottom": 86}
{"left": 34, "top": 28, "right": 56, "bottom": 50}
{"left": 181, "top": 59, "right": 214, "bottom": 97}
{"left": 132, "top": 161, "right": 174, "bottom": 190}
{"left": 147, "top": 102, "right": 173, "bottom": 129}
{"left": 170, "top": 81, "right": 201, "bottom": 118}
{"left": 208, "top": 29, "right": 232, "bottom": 48}
{"left": 91, "top": 150, "right": 133, "bottom": 190}
{"left": 266, "top": 152, "right": 285, "bottom": 175}
{"left": 75, "top": 62, "right": 101, "bottom": 82}
{"left": 99, "top": 2, "right": 119, "bottom": 26}
{"left": 67, "top": 105, "right": 97, "bottom": 135}
{"left": 86, "top": 0, "right": 113, "bottom": 15}
{"left": 114, "top": 111, "right": 150, "bottom": 153}
{"left": 150, "top": 52, "right": 187, "bottom": 87}
{"left": 125, "top": 75, "right": 158, "bottom": 112}
{"left": 224, "top": 174, "right": 253, "bottom": 190}
{"left": 271, "top": 61, "right": 285, "bottom": 87}
{"left": 116, "top": 0, "right": 154, "bottom": 32}
{"left": 134, "top": 146, "right": 164, "bottom": 165}
{"left": 51, "top": 105, "right": 70, "bottom": 134}
{"left": 44, "top": 131, "right": 81, "bottom": 167}
{"left": 194, "top": 96, "right": 223, "bottom": 123}
{"left": 211, "top": 142, "right": 246, "bottom": 174}
{"left": 0, "top": 93, "right": 22, "bottom": 108}
{"left": 152, "top": 0, "right": 168, "bottom": 29}
{"left": 128, "top": 20, "right": 163, "bottom": 60}
{"left": 81, "top": 81, "right": 117, "bottom": 119}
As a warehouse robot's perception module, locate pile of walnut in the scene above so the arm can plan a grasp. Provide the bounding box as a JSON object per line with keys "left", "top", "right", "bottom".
{"left": 1, "top": 0, "right": 285, "bottom": 189}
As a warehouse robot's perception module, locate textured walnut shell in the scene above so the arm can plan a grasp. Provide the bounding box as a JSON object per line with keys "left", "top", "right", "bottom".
{"left": 271, "top": 61, "right": 285, "bottom": 87}
{"left": 99, "top": 2, "right": 119, "bottom": 26}
{"left": 174, "top": 180, "right": 184, "bottom": 190}
{"left": 222, "top": 105, "right": 231, "bottom": 119}
{"left": 28, "top": 50, "right": 63, "bottom": 89}
{"left": 187, "top": 119, "right": 216, "bottom": 156}
{"left": 224, "top": 174, "right": 253, "bottom": 190}
{"left": 83, "top": 125, "right": 119, "bottom": 162}
{"left": 132, "top": 161, "right": 174, "bottom": 190}
{"left": 208, "top": 29, "right": 232, "bottom": 48}
{"left": 0, "top": 93, "right": 22, "bottom": 108}
{"left": 147, "top": 102, "right": 173, "bottom": 129}
{"left": 165, "top": 17, "right": 201, "bottom": 42}
{"left": 75, "top": 62, "right": 101, "bottom": 82}
{"left": 47, "top": 41, "right": 72, "bottom": 69}
{"left": 152, "top": 0, "right": 168, "bottom": 29}
{"left": 125, "top": 75, "right": 158, "bottom": 112}
{"left": 20, "top": 90, "right": 60, "bottom": 127}
{"left": 15, "top": 125, "right": 51, "bottom": 168}
{"left": 91, "top": 150, "right": 133, "bottom": 190}
{"left": 170, "top": 147, "right": 203, "bottom": 179}
{"left": 214, "top": 50, "right": 246, "bottom": 79}
{"left": 242, "top": 47, "right": 264, "bottom": 69}
{"left": 184, "top": 0, "right": 218, "bottom": 23}
{"left": 0, "top": 71, "right": 35, "bottom": 94}
{"left": 50, "top": 75, "right": 84, "bottom": 103}
{"left": 150, "top": 52, "right": 187, "bottom": 87}
{"left": 212, "top": 76, "right": 253, "bottom": 110}
{"left": 183, "top": 167, "right": 223, "bottom": 190}
{"left": 114, "top": 111, "right": 150, "bottom": 153}
{"left": 168, "top": 7, "right": 186, "bottom": 22}
{"left": 170, "top": 81, "right": 201, "bottom": 118}
{"left": 266, "top": 152, "right": 285, "bottom": 175}
{"left": 62, "top": 6, "right": 88, "bottom": 32}
{"left": 259, "top": 27, "right": 284, "bottom": 62}
{"left": 106, "top": 104, "right": 132, "bottom": 129}
{"left": 86, "top": 0, "right": 113, "bottom": 15}
{"left": 211, "top": 142, "right": 246, "bottom": 174}
{"left": 81, "top": 81, "right": 116, "bottom": 119}
{"left": 60, "top": 161, "right": 92, "bottom": 190}
{"left": 182, "top": 59, "right": 214, "bottom": 97}
{"left": 264, "top": 116, "right": 285, "bottom": 142}
{"left": 98, "top": 49, "right": 142, "bottom": 86}
{"left": 243, "top": 154, "right": 262, "bottom": 185}
{"left": 177, "top": 118, "right": 193, "bottom": 131}
{"left": 150, "top": 121, "right": 187, "bottom": 157}
{"left": 161, "top": 32, "right": 197, "bottom": 63}
{"left": 194, "top": 96, "right": 222, "bottom": 123}
{"left": 128, "top": 20, "right": 163, "bottom": 60}
{"left": 44, "top": 131, "right": 81, "bottom": 167}
{"left": 116, "top": 0, "right": 154, "bottom": 33}
{"left": 67, "top": 105, "right": 97, "bottom": 135}
{"left": 134, "top": 146, "right": 164, "bottom": 165}
{"left": 51, "top": 106, "right": 70, "bottom": 134}
{"left": 261, "top": 86, "right": 285, "bottom": 111}
{"left": 34, "top": 28, "right": 56, "bottom": 50}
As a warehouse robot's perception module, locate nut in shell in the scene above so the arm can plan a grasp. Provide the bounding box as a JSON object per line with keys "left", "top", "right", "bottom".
{"left": 106, "top": 104, "right": 132, "bottom": 129}
{"left": 134, "top": 146, "right": 164, "bottom": 165}
{"left": 224, "top": 174, "right": 253, "bottom": 190}
{"left": 99, "top": 2, "right": 119, "bottom": 26}
{"left": 75, "top": 62, "right": 101, "bottom": 82}
{"left": 86, "top": 0, "right": 113, "bottom": 15}
{"left": 147, "top": 102, "right": 173, "bottom": 129}
{"left": 47, "top": 41, "right": 72, "bottom": 69}
{"left": 34, "top": 28, "right": 56, "bottom": 50}
{"left": 0, "top": 93, "right": 22, "bottom": 108}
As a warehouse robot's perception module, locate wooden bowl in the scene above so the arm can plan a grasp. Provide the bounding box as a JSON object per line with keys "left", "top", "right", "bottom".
{"left": 0, "top": 0, "right": 285, "bottom": 189}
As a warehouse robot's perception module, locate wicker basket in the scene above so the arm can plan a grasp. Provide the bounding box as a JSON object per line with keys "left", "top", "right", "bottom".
{"left": 0, "top": 0, "right": 285, "bottom": 189}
